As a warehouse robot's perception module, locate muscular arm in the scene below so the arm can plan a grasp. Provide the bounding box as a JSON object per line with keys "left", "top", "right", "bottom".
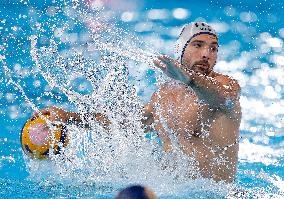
{"left": 153, "top": 55, "right": 241, "bottom": 112}
{"left": 189, "top": 72, "right": 241, "bottom": 111}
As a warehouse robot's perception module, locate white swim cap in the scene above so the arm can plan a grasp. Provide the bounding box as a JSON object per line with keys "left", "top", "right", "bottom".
{"left": 175, "top": 22, "right": 218, "bottom": 63}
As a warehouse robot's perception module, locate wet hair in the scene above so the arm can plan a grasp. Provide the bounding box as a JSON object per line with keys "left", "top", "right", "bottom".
{"left": 116, "top": 185, "right": 154, "bottom": 199}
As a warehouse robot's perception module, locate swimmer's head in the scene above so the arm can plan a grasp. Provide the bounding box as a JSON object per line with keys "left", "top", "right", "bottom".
{"left": 175, "top": 22, "right": 218, "bottom": 75}
{"left": 116, "top": 185, "right": 156, "bottom": 199}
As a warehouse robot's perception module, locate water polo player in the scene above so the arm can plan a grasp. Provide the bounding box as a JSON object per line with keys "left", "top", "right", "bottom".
{"left": 26, "top": 22, "right": 241, "bottom": 182}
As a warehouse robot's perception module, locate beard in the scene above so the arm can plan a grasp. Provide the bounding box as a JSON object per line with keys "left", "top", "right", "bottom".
{"left": 191, "top": 60, "right": 211, "bottom": 75}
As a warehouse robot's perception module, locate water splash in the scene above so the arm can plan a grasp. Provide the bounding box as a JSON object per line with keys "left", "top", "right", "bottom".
{"left": 1, "top": 0, "right": 283, "bottom": 198}
{"left": 23, "top": 2, "right": 207, "bottom": 196}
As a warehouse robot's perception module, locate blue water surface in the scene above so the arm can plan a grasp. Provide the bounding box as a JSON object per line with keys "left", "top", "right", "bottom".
{"left": 1, "top": 0, "right": 284, "bottom": 198}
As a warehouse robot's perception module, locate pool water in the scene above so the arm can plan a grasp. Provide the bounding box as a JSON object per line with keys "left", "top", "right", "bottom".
{"left": 1, "top": 0, "right": 284, "bottom": 198}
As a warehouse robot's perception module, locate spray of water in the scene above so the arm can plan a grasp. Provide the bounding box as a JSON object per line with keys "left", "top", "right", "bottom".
{"left": 25, "top": 1, "right": 235, "bottom": 195}
{"left": 1, "top": 0, "right": 243, "bottom": 197}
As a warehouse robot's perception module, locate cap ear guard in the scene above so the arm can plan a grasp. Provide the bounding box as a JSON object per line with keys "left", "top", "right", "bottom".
{"left": 175, "top": 22, "right": 218, "bottom": 63}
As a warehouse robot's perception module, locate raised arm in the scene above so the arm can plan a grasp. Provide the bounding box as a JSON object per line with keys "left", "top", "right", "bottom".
{"left": 153, "top": 55, "right": 241, "bottom": 111}
{"left": 189, "top": 72, "right": 241, "bottom": 111}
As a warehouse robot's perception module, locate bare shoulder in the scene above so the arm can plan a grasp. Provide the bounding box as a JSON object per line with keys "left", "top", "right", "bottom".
{"left": 211, "top": 71, "right": 239, "bottom": 83}
{"left": 152, "top": 81, "right": 196, "bottom": 101}
{"left": 211, "top": 72, "right": 241, "bottom": 92}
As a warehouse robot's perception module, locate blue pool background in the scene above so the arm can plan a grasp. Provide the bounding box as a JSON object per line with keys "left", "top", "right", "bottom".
{"left": 1, "top": 0, "right": 284, "bottom": 198}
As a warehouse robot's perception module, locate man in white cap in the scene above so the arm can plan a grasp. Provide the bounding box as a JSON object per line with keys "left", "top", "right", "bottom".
{"left": 30, "top": 22, "right": 241, "bottom": 182}
{"left": 144, "top": 22, "right": 241, "bottom": 182}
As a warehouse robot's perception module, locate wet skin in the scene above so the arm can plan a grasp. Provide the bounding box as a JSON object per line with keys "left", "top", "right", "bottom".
{"left": 31, "top": 34, "right": 241, "bottom": 182}
{"left": 149, "top": 34, "right": 242, "bottom": 182}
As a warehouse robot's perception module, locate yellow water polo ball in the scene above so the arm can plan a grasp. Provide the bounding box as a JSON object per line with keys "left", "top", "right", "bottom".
{"left": 20, "top": 114, "right": 68, "bottom": 159}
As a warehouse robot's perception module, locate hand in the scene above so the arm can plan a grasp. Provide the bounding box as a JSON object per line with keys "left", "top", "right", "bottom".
{"left": 30, "top": 106, "right": 69, "bottom": 124}
{"left": 153, "top": 55, "right": 192, "bottom": 84}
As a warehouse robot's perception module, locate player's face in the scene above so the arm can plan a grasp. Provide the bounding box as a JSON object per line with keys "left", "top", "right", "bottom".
{"left": 182, "top": 34, "right": 218, "bottom": 75}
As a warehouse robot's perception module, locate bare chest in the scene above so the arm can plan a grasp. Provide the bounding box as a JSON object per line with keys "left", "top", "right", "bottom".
{"left": 157, "top": 88, "right": 213, "bottom": 135}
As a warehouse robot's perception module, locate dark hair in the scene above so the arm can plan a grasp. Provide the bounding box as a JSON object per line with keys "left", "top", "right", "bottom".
{"left": 116, "top": 185, "right": 150, "bottom": 199}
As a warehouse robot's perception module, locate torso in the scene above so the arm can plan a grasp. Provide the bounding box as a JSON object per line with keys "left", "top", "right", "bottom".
{"left": 150, "top": 80, "right": 240, "bottom": 182}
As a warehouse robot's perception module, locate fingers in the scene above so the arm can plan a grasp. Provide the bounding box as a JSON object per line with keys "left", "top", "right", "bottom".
{"left": 30, "top": 107, "right": 52, "bottom": 121}
{"left": 158, "top": 55, "right": 174, "bottom": 64}
{"left": 41, "top": 108, "right": 52, "bottom": 115}
{"left": 153, "top": 55, "right": 176, "bottom": 72}
{"left": 166, "top": 58, "right": 182, "bottom": 69}
{"left": 30, "top": 111, "right": 41, "bottom": 121}
{"left": 153, "top": 55, "right": 188, "bottom": 82}
{"left": 158, "top": 55, "right": 181, "bottom": 69}
{"left": 30, "top": 112, "right": 38, "bottom": 121}
{"left": 29, "top": 106, "right": 68, "bottom": 126}
{"left": 158, "top": 55, "right": 171, "bottom": 63}
{"left": 153, "top": 57, "right": 166, "bottom": 70}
